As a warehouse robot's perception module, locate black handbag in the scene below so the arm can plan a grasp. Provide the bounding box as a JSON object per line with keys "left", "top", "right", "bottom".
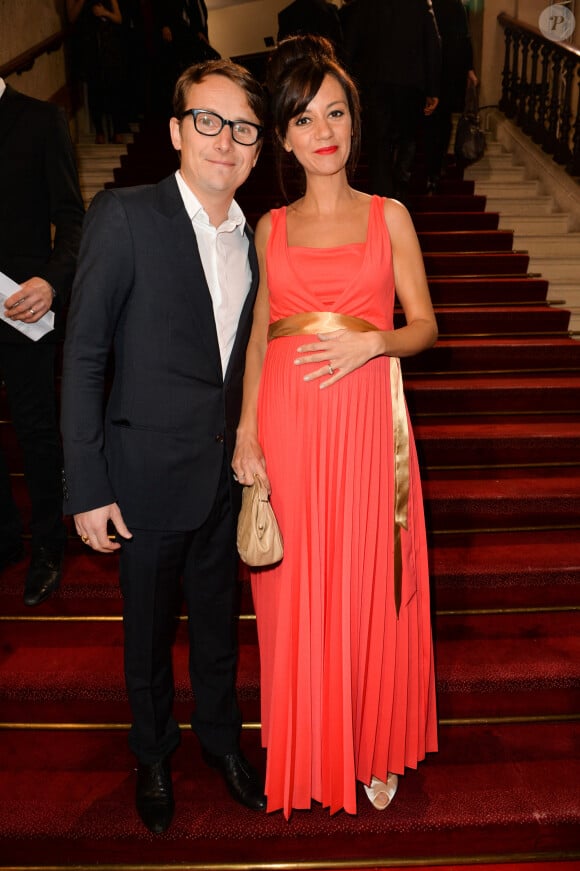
{"left": 454, "top": 82, "right": 486, "bottom": 165}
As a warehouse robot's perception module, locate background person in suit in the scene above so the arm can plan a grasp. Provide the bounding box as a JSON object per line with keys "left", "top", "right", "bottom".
{"left": 277, "top": 0, "right": 344, "bottom": 53}
{"left": 346, "top": 0, "right": 441, "bottom": 199}
{"left": 154, "top": 0, "right": 215, "bottom": 112}
{"left": 61, "top": 59, "right": 267, "bottom": 835}
{"left": 424, "top": 0, "right": 478, "bottom": 192}
{"left": 0, "top": 80, "right": 84, "bottom": 606}
{"left": 66, "top": 0, "right": 129, "bottom": 144}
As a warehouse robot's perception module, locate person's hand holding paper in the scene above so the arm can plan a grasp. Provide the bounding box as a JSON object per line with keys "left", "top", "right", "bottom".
{"left": 0, "top": 271, "right": 54, "bottom": 341}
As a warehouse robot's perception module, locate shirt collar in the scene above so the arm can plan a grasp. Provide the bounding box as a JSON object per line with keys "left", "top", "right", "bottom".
{"left": 175, "top": 170, "right": 246, "bottom": 234}
{"left": 0, "top": 79, "right": 6, "bottom": 100}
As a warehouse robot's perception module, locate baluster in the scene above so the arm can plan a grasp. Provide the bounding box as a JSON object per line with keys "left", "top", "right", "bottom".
{"left": 500, "top": 27, "right": 513, "bottom": 115}
{"left": 566, "top": 64, "right": 580, "bottom": 175}
{"left": 535, "top": 43, "right": 552, "bottom": 146}
{"left": 555, "top": 56, "right": 575, "bottom": 164}
{"left": 517, "top": 33, "right": 531, "bottom": 127}
{"left": 545, "top": 51, "right": 562, "bottom": 155}
{"left": 525, "top": 39, "right": 541, "bottom": 137}
{"left": 508, "top": 31, "right": 521, "bottom": 118}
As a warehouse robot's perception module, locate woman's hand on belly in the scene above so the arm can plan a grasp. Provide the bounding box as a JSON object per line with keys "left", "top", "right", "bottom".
{"left": 294, "top": 329, "right": 386, "bottom": 388}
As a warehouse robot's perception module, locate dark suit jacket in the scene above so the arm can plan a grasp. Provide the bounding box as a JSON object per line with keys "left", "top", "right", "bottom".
{"left": 0, "top": 84, "right": 84, "bottom": 344}
{"left": 432, "top": 0, "right": 474, "bottom": 108}
{"left": 277, "top": 0, "right": 343, "bottom": 47}
{"left": 346, "top": 0, "right": 441, "bottom": 96}
{"left": 61, "top": 175, "right": 258, "bottom": 530}
{"left": 155, "top": 0, "right": 209, "bottom": 41}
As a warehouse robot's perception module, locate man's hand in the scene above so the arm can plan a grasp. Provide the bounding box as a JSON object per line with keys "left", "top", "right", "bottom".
{"left": 4, "top": 277, "right": 54, "bottom": 323}
{"left": 74, "top": 503, "right": 133, "bottom": 553}
{"left": 424, "top": 96, "right": 439, "bottom": 116}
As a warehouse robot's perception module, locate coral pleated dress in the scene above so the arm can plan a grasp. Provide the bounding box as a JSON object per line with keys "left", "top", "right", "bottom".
{"left": 252, "top": 195, "right": 437, "bottom": 817}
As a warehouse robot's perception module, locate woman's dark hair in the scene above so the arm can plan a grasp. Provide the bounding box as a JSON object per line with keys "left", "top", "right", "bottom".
{"left": 265, "top": 35, "right": 362, "bottom": 200}
{"left": 172, "top": 59, "right": 267, "bottom": 126}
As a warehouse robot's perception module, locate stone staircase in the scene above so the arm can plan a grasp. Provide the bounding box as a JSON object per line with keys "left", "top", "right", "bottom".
{"left": 464, "top": 111, "right": 580, "bottom": 337}
{"left": 74, "top": 134, "right": 134, "bottom": 208}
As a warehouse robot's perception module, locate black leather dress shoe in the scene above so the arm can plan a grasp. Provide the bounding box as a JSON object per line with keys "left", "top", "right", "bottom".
{"left": 202, "top": 748, "right": 266, "bottom": 811}
{"left": 0, "top": 542, "right": 24, "bottom": 574}
{"left": 136, "top": 758, "right": 174, "bottom": 834}
{"left": 23, "top": 547, "right": 63, "bottom": 606}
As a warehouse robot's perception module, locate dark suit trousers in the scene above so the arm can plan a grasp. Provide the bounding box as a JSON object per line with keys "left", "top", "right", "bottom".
{"left": 119, "top": 455, "right": 242, "bottom": 764}
{"left": 0, "top": 342, "right": 67, "bottom": 552}
{"left": 363, "top": 83, "right": 425, "bottom": 198}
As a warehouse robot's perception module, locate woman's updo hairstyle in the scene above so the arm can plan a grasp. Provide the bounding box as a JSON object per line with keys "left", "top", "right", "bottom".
{"left": 265, "top": 35, "right": 362, "bottom": 199}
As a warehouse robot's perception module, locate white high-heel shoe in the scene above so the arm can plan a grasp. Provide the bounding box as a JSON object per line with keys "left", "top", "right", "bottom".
{"left": 364, "top": 774, "right": 399, "bottom": 810}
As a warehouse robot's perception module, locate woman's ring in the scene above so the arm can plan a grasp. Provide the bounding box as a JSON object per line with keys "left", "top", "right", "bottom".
{"left": 328, "top": 364, "right": 334, "bottom": 375}
{"left": 29, "top": 308, "right": 35, "bottom": 315}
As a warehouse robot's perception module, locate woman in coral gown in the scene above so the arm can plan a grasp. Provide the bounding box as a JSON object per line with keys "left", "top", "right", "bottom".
{"left": 233, "top": 36, "right": 438, "bottom": 818}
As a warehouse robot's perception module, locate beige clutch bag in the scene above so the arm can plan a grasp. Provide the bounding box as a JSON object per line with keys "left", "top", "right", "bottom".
{"left": 237, "top": 473, "right": 283, "bottom": 567}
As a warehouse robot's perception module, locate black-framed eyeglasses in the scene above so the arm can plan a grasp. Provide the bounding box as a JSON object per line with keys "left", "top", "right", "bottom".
{"left": 181, "top": 109, "right": 263, "bottom": 146}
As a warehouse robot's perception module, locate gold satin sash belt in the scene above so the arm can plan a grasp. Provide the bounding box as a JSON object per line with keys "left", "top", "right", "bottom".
{"left": 268, "top": 311, "right": 409, "bottom": 616}
{"left": 268, "top": 311, "right": 379, "bottom": 340}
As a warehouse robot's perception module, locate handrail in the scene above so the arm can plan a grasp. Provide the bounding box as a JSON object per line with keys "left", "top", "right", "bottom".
{"left": 498, "top": 12, "right": 580, "bottom": 60}
{"left": 0, "top": 29, "right": 68, "bottom": 80}
{"left": 497, "top": 12, "right": 580, "bottom": 177}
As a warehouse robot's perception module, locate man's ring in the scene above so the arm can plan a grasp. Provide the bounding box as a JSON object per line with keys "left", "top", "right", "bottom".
{"left": 328, "top": 364, "right": 334, "bottom": 375}
{"left": 81, "top": 535, "right": 89, "bottom": 544}
{"left": 29, "top": 308, "right": 35, "bottom": 315}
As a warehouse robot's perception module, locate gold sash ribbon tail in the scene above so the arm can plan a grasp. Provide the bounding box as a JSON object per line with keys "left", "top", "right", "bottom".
{"left": 390, "top": 356, "right": 409, "bottom": 618}
{"left": 268, "top": 310, "right": 410, "bottom": 616}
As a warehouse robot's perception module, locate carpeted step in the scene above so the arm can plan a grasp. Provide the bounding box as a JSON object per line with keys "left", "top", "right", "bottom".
{"left": 423, "top": 473, "right": 580, "bottom": 532}
{"left": 414, "top": 419, "right": 580, "bottom": 467}
{"left": 1, "top": 612, "right": 578, "bottom": 724}
{"left": 2, "top": 527, "right": 580, "bottom": 619}
{"left": 430, "top": 529, "right": 580, "bottom": 610}
{"left": 422, "top": 251, "right": 529, "bottom": 277}
{"left": 405, "top": 374, "right": 580, "bottom": 415}
{"left": 418, "top": 230, "right": 514, "bottom": 253}
{"left": 426, "top": 277, "right": 550, "bottom": 306}
{"left": 397, "top": 304, "right": 570, "bottom": 336}
{"left": 4, "top": 526, "right": 580, "bottom": 621}
{"left": 408, "top": 194, "right": 487, "bottom": 212}
{"left": 402, "top": 337, "right": 580, "bottom": 374}
{"left": 0, "top": 620, "right": 258, "bottom": 726}
{"left": 435, "top": 611, "right": 580, "bottom": 719}
{"left": 413, "top": 211, "right": 500, "bottom": 232}
{"left": 1, "top": 724, "right": 578, "bottom": 866}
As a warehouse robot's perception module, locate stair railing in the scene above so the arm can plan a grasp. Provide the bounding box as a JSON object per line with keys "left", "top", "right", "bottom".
{"left": 498, "top": 12, "right": 580, "bottom": 178}
{"left": 0, "top": 28, "right": 79, "bottom": 115}
{"left": 0, "top": 29, "right": 68, "bottom": 80}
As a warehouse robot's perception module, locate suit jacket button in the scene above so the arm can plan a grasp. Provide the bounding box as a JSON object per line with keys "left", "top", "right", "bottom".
{"left": 215, "top": 433, "right": 224, "bottom": 443}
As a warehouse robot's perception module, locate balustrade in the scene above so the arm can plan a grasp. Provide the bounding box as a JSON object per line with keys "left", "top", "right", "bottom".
{"left": 498, "top": 12, "right": 580, "bottom": 177}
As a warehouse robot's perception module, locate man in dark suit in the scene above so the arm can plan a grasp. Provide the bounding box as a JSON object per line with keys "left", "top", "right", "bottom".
{"left": 0, "top": 80, "right": 84, "bottom": 605}
{"left": 277, "top": 0, "right": 343, "bottom": 50}
{"left": 346, "top": 0, "right": 441, "bottom": 198}
{"left": 61, "top": 59, "right": 267, "bottom": 834}
{"left": 155, "top": 0, "right": 214, "bottom": 110}
{"left": 425, "top": 0, "right": 478, "bottom": 191}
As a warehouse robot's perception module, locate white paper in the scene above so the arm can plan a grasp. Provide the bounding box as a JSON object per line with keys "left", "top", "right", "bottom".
{"left": 0, "top": 270, "right": 55, "bottom": 341}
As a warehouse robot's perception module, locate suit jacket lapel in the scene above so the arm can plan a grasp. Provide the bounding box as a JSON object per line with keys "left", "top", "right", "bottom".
{"left": 154, "top": 175, "right": 222, "bottom": 379}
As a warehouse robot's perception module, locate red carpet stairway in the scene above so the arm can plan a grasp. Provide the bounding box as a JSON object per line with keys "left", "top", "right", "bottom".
{"left": 0, "top": 129, "right": 579, "bottom": 869}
